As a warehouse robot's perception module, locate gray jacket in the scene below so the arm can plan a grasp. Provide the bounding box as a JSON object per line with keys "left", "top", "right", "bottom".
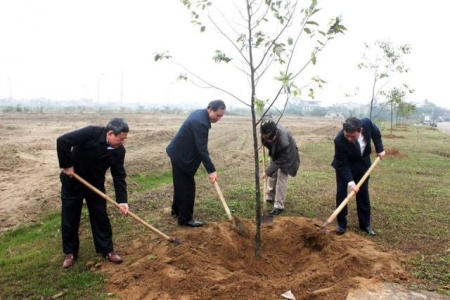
{"left": 262, "top": 124, "right": 300, "bottom": 177}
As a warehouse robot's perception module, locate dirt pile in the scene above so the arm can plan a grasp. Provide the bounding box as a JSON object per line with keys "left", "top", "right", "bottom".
{"left": 100, "top": 217, "right": 411, "bottom": 300}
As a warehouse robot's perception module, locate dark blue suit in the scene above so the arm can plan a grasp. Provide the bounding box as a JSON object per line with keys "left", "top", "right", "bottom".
{"left": 166, "top": 109, "right": 216, "bottom": 223}
{"left": 331, "top": 118, "right": 384, "bottom": 229}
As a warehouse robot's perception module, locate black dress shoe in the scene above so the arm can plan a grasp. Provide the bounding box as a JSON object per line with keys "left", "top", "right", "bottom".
{"left": 335, "top": 226, "right": 346, "bottom": 235}
{"left": 178, "top": 219, "right": 203, "bottom": 227}
{"left": 171, "top": 211, "right": 178, "bottom": 219}
{"left": 269, "top": 208, "right": 284, "bottom": 215}
{"left": 363, "top": 226, "right": 376, "bottom": 236}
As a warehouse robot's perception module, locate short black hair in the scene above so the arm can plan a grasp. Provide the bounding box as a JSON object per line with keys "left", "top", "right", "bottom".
{"left": 207, "top": 99, "right": 226, "bottom": 111}
{"left": 106, "top": 118, "right": 129, "bottom": 135}
{"left": 261, "top": 117, "right": 277, "bottom": 135}
{"left": 343, "top": 117, "right": 362, "bottom": 133}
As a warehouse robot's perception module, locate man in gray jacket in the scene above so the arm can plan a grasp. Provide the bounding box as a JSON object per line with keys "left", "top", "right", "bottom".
{"left": 261, "top": 117, "right": 300, "bottom": 215}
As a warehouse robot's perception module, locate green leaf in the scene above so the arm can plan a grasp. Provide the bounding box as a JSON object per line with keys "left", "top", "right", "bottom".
{"left": 154, "top": 52, "right": 171, "bottom": 62}
{"left": 287, "top": 37, "right": 293, "bottom": 46}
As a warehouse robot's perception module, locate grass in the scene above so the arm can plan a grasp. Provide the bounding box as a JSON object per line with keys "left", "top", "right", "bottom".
{"left": 1, "top": 122, "right": 449, "bottom": 298}
{"left": 131, "top": 171, "right": 173, "bottom": 192}
{"left": 0, "top": 213, "right": 108, "bottom": 299}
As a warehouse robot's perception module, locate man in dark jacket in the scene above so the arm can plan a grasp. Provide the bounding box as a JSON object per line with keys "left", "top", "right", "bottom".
{"left": 261, "top": 117, "right": 300, "bottom": 215}
{"left": 331, "top": 117, "right": 385, "bottom": 236}
{"left": 166, "top": 100, "right": 226, "bottom": 227}
{"left": 56, "top": 118, "right": 130, "bottom": 269}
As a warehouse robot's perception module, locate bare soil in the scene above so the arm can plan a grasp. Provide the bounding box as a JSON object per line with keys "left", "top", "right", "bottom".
{"left": 0, "top": 113, "right": 415, "bottom": 300}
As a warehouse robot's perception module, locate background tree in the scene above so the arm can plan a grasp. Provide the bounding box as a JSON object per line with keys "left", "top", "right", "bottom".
{"left": 156, "top": 0, "right": 345, "bottom": 257}
{"left": 396, "top": 101, "right": 417, "bottom": 124}
{"left": 357, "top": 40, "right": 412, "bottom": 119}
{"left": 385, "top": 86, "right": 416, "bottom": 135}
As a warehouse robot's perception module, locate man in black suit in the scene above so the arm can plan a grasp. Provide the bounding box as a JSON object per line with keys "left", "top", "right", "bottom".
{"left": 166, "top": 100, "right": 226, "bottom": 227}
{"left": 57, "top": 118, "right": 130, "bottom": 269}
{"left": 331, "top": 117, "right": 385, "bottom": 236}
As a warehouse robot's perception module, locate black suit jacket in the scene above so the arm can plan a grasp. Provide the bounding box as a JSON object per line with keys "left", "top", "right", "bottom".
{"left": 166, "top": 109, "right": 216, "bottom": 176}
{"left": 331, "top": 118, "right": 384, "bottom": 184}
{"left": 56, "top": 126, "right": 128, "bottom": 203}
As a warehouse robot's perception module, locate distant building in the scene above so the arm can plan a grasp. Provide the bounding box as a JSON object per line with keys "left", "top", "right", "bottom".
{"left": 324, "top": 113, "right": 345, "bottom": 120}
{"left": 290, "top": 97, "right": 321, "bottom": 112}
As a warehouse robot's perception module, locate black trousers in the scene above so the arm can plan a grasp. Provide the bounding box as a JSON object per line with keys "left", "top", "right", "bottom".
{"left": 170, "top": 163, "right": 196, "bottom": 223}
{"left": 335, "top": 169, "right": 371, "bottom": 229}
{"left": 61, "top": 187, "right": 114, "bottom": 255}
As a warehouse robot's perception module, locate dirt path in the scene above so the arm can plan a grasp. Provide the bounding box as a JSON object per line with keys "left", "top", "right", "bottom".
{"left": 437, "top": 122, "right": 450, "bottom": 134}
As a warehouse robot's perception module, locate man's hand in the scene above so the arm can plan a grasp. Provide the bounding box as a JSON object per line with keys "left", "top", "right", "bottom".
{"left": 208, "top": 172, "right": 218, "bottom": 184}
{"left": 349, "top": 182, "right": 359, "bottom": 194}
{"left": 118, "top": 203, "right": 129, "bottom": 215}
{"left": 261, "top": 173, "right": 267, "bottom": 180}
{"left": 378, "top": 150, "right": 386, "bottom": 159}
{"left": 62, "top": 167, "right": 74, "bottom": 177}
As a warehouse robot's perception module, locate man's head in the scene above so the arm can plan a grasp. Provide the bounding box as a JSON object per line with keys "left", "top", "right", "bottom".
{"left": 343, "top": 117, "right": 362, "bottom": 143}
{"left": 105, "top": 118, "right": 129, "bottom": 148}
{"left": 207, "top": 99, "right": 226, "bottom": 123}
{"left": 261, "top": 117, "right": 278, "bottom": 143}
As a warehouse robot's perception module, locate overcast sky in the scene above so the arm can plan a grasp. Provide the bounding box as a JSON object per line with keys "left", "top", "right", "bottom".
{"left": 1, "top": 0, "right": 449, "bottom": 109}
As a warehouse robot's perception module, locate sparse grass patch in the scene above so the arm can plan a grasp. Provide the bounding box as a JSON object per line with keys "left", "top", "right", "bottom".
{"left": 0, "top": 213, "right": 108, "bottom": 299}
{"left": 131, "top": 171, "right": 173, "bottom": 192}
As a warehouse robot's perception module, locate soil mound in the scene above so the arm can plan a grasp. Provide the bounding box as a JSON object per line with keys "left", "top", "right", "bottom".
{"left": 99, "top": 217, "right": 411, "bottom": 300}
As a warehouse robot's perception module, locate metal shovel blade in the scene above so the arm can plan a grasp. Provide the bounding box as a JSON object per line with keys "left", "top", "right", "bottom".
{"left": 314, "top": 222, "right": 330, "bottom": 233}
{"left": 262, "top": 214, "right": 274, "bottom": 226}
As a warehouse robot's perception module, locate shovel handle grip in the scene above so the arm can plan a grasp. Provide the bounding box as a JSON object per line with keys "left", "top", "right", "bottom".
{"left": 72, "top": 172, "right": 172, "bottom": 241}
{"left": 322, "top": 156, "right": 381, "bottom": 227}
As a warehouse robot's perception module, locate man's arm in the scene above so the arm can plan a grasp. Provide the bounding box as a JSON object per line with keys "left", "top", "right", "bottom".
{"left": 110, "top": 148, "right": 128, "bottom": 204}
{"left": 332, "top": 140, "right": 354, "bottom": 184}
{"left": 265, "top": 144, "right": 289, "bottom": 176}
{"left": 111, "top": 148, "right": 129, "bottom": 214}
{"left": 194, "top": 123, "right": 216, "bottom": 174}
{"left": 369, "top": 120, "right": 384, "bottom": 155}
{"left": 56, "top": 126, "right": 95, "bottom": 169}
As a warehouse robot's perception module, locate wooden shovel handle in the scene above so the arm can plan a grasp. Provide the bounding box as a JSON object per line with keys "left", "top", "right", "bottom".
{"left": 262, "top": 147, "right": 267, "bottom": 211}
{"left": 322, "top": 156, "right": 381, "bottom": 227}
{"left": 214, "top": 181, "right": 233, "bottom": 221}
{"left": 72, "top": 172, "right": 173, "bottom": 241}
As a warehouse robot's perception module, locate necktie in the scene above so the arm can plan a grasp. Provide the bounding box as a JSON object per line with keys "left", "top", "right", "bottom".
{"left": 355, "top": 140, "right": 361, "bottom": 156}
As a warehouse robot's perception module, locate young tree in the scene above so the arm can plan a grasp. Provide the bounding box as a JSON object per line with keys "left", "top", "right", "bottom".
{"left": 357, "top": 40, "right": 412, "bottom": 119}
{"left": 385, "top": 85, "right": 416, "bottom": 135}
{"left": 155, "top": 0, "right": 345, "bottom": 257}
{"left": 396, "top": 100, "right": 417, "bottom": 124}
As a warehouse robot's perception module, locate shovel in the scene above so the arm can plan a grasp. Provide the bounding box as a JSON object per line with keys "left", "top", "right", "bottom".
{"left": 214, "top": 181, "right": 249, "bottom": 237}
{"left": 317, "top": 156, "right": 381, "bottom": 232}
{"left": 261, "top": 147, "right": 274, "bottom": 226}
{"left": 72, "top": 173, "right": 182, "bottom": 244}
